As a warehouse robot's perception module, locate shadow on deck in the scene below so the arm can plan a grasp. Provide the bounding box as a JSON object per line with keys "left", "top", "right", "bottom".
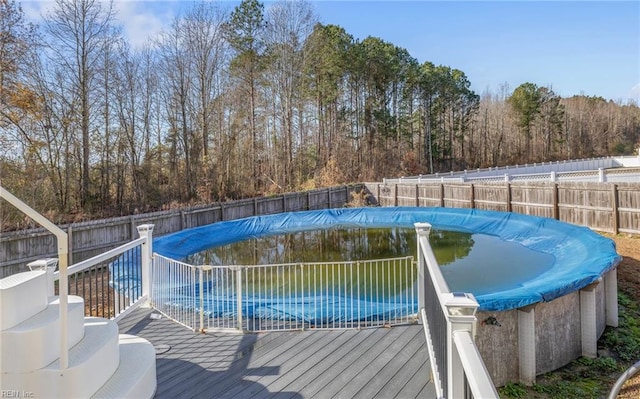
{"left": 118, "top": 307, "right": 435, "bottom": 399}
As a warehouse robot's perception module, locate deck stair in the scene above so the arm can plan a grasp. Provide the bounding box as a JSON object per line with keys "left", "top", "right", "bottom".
{"left": 1, "top": 268, "right": 156, "bottom": 398}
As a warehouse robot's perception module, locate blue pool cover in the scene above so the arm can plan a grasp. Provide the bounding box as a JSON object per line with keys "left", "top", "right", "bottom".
{"left": 112, "top": 207, "right": 621, "bottom": 314}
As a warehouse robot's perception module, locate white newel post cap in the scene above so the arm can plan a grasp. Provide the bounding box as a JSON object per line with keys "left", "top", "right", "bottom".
{"left": 414, "top": 222, "right": 432, "bottom": 236}
{"left": 28, "top": 258, "right": 59, "bottom": 296}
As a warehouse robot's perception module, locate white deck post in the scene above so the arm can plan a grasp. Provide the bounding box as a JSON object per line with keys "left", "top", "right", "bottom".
{"left": 137, "top": 224, "right": 155, "bottom": 304}
{"left": 580, "top": 281, "right": 599, "bottom": 358}
{"left": 604, "top": 268, "right": 618, "bottom": 327}
{"left": 414, "top": 223, "right": 431, "bottom": 319}
{"left": 518, "top": 305, "right": 536, "bottom": 385}
{"left": 445, "top": 292, "right": 478, "bottom": 399}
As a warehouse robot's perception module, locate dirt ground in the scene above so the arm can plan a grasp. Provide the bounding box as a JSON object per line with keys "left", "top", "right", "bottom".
{"left": 610, "top": 234, "right": 640, "bottom": 398}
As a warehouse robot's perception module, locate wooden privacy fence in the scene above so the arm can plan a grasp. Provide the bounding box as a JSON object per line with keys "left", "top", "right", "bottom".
{"left": 0, "top": 185, "right": 362, "bottom": 278}
{"left": 4, "top": 181, "right": 638, "bottom": 278}
{"left": 366, "top": 181, "right": 640, "bottom": 235}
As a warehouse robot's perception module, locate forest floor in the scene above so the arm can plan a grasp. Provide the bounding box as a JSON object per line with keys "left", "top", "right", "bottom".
{"left": 499, "top": 233, "right": 640, "bottom": 399}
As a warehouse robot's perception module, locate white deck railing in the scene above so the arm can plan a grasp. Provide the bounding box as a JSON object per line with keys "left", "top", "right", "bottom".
{"left": 415, "top": 222, "right": 499, "bottom": 399}
{"left": 151, "top": 255, "right": 418, "bottom": 332}
{"left": 48, "top": 225, "right": 154, "bottom": 322}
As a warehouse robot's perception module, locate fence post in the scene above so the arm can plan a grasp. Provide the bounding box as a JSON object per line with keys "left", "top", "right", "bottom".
{"left": 612, "top": 184, "right": 619, "bottom": 234}
{"left": 137, "top": 224, "right": 154, "bottom": 304}
{"left": 552, "top": 183, "right": 559, "bottom": 220}
{"left": 130, "top": 216, "right": 136, "bottom": 241}
{"left": 440, "top": 183, "right": 445, "bottom": 207}
{"left": 415, "top": 184, "right": 420, "bottom": 207}
{"left": 445, "top": 293, "right": 478, "bottom": 399}
{"left": 236, "top": 267, "right": 243, "bottom": 331}
{"left": 198, "top": 266, "right": 213, "bottom": 333}
{"left": 394, "top": 184, "right": 398, "bottom": 206}
{"left": 67, "top": 225, "right": 73, "bottom": 265}
{"left": 506, "top": 183, "right": 512, "bottom": 213}
{"left": 470, "top": 184, "right": 475, "bottom": 209}
{"left": 414, "top": 223, "right": 431, "bottom": 315}
{"left": 199, "top": 267, "right": 204, "bottom": 332}
{"left": 300, "top": 264, "right": 306, "bottom": 330}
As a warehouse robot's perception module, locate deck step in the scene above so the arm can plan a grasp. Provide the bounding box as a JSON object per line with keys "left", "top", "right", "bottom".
{"left": 1, "top": 295, "right": 86, "bottom": 373}
{"left": 0, "top": 271, "right": 48, "bottom": 330}
{"left": 1, "top": 317, "right": 120, "bottom": 398}
{"left": 92, "top": 334, "right": 157, "bottom": 399}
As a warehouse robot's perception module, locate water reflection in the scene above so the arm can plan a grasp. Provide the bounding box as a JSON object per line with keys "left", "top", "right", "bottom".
{"left": 429, "top": 230, "right": 474, "bottom": 266}
{"left": 186, "top": 228, "right": 474, "bottom": 266}
{"left": 187, "top": 227, "right": 555, "bottom": 298}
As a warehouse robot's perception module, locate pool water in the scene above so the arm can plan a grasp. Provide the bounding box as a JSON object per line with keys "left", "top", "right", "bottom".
{"left": 186, "top": 228, "right": 555, "bottom": 296}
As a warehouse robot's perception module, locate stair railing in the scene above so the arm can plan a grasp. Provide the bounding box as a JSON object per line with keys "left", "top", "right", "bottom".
{"left": 1, "top": 186, "right": 70, "bottom": 369}
{"left": 52, "top": 225, "right": 154, "bottom": 321}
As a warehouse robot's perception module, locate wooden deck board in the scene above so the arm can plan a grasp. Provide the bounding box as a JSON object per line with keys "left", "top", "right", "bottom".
{"left": 218, "top": 331, "right": 345, "bottom": 399}
{"left": 351, "top": 326, "right": 426, "bottom": 398}
{"left": 396, "top": 358, "right": 435, "bottom": 399}
{"left": 307, "top": 326, "right": 414, "bottom": 399}
{"left": 306, "top": 327, "right": 406, "bottom": 398}
{"left": 256, "top": 329, "right": 363, "bottom": 395}
{"left": 117, "top": 307, "right": 434, "bottom": 398}
{"left": 211, "top": 331, "right": 335, "bottom": 398}
{"left": 374, "top": 338, "right": 431, "bottom": 399}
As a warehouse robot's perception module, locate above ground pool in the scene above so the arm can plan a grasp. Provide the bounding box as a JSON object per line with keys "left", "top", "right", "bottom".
{"left": 147, "top": 207, "right": 621, "bottom": 312}
{"left": 113, "top": 206, "right": 621, "bottom": 385}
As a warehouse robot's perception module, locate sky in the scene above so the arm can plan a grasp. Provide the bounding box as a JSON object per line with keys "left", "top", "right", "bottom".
{"left": 20, "top": 0, "right": 640, "bottom": 103}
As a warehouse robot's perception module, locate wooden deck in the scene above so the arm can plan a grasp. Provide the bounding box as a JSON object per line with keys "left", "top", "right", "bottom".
{"left": 118, "top": 307, "right": 435, "bottom": 398}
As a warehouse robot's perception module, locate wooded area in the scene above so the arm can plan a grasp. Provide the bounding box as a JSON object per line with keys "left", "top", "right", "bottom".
{"left": 2, "top": 0, "right": 640, "bottom": 229}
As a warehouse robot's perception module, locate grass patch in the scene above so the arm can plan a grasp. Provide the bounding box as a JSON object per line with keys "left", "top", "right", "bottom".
{"left": 499, "top": 382, "right": 528, "bottom": 398}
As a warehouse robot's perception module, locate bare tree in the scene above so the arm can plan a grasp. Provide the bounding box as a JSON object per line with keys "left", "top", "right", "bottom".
{"left": 157, "top": 16, "right": 197, "bottom": 200}
{"left": 263, "top": 0, "right": 317, "bottom": 188}
{"left": 182, "top": 2, "right": 229, "bottom": 200}
{"left": 43, "top": 0, "right": 117, "bottom": 209}
{"left": 0, "top": 0, "right": 39, "bottom": 129}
